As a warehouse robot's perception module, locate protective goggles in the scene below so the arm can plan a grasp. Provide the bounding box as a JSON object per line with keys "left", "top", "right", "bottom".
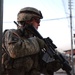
{"left": 33, "top": 17, "right": 40, "bottom": 23}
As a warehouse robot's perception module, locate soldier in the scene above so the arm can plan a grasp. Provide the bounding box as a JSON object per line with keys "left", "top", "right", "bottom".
{"left": 2, "top": 7, "right": 61, "bottom": 75}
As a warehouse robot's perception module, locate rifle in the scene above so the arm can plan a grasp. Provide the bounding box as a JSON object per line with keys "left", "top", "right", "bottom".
{"left": 14, "top": 21, "right": 72, "bottom": 75}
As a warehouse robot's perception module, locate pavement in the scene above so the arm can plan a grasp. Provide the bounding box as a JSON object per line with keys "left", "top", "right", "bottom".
{"left": 54, "top": 69, "right": 67, "bottom": 75}
{"left": 54, "top": 73, "right": 67, "bottom": 75}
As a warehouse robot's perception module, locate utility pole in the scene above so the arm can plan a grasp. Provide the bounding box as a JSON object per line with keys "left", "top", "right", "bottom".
{"left": 69, "top": 0, "right": 74, "bottom": 75}
{"left": 0, "top": 0, "right": 3, "bottom": 74}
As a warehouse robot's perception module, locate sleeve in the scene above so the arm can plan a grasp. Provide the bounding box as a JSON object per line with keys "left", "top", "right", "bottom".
{"left": 4, "top": 30, "right": 40, "bottom": 59}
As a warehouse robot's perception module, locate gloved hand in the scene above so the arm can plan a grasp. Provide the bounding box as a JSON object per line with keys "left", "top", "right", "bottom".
{"left": 36, "top": 37, "right": 46, "bottom": 49}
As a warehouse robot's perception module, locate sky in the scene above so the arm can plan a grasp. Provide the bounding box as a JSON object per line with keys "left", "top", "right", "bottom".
{"left": 3, "top": 0, "right": 75, "bottom": 52}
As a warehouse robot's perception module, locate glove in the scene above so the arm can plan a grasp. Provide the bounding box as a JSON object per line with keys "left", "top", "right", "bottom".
{"left": 36, "top": 37, "right": 46, "bottom": 49}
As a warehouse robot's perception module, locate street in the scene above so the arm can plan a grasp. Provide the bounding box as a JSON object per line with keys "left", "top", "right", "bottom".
{"left": 54, "top": 72, "right": 67, "bottom": 75}
{"left": 54, "top": 71, "right": 67, "bottom": 75}
{"left": 54, "top": 69, "right": 67, "bottom": 75}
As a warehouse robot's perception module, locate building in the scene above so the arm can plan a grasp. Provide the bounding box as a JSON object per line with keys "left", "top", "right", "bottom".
{"left": 64, "top": 49, "right": 75, "bottom": 55}
{"left": 64, "top": 49, "right": 75, "bottom": 65}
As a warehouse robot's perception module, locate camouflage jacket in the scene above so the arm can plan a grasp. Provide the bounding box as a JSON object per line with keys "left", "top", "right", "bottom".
{"left": 2, "top": 29, "right": 42, "bottom": 72}
{"left": 3, "top": 29, "right": 40, "bottom": 58}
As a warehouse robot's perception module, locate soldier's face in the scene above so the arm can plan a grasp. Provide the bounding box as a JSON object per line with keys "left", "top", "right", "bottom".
{"left": 31, "top": 17, "right": 40, "bottom": 30}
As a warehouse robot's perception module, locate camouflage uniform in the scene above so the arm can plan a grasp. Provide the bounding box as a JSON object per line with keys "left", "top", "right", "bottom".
{"left": 2, "top": 28, "right": 41, "bottom": 75}
{"left": 2, "top": 7, "right": 61, "bottom": 75}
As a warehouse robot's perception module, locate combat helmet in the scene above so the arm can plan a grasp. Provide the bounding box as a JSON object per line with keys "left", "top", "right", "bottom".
{"left": 17, "top": 7, "right": 43, "bottom": 22}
